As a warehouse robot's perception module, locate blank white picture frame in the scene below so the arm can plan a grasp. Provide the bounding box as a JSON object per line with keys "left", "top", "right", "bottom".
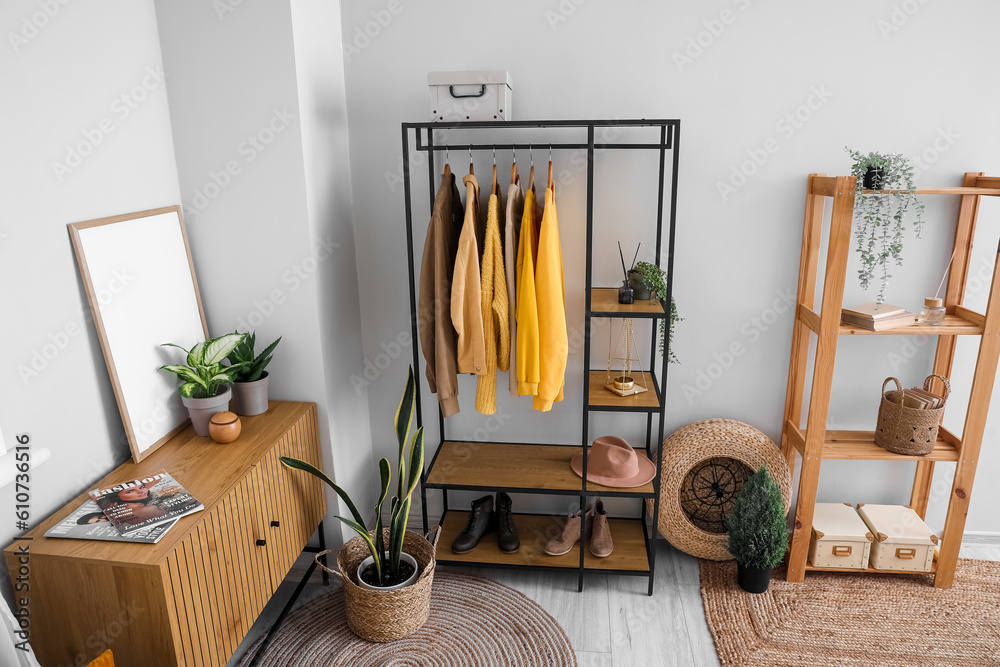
{"left": 69, "top": 206, "right": 209, "bottom": 462}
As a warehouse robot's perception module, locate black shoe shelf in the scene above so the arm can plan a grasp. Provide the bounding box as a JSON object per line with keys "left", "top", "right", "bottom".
{"left": 400, "top": 119, "right": 680, "bottom": 595}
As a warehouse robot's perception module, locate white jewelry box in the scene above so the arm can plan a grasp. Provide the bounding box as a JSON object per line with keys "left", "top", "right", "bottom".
{"left": 857, "top": 504, "right": 938, "bottom": 572}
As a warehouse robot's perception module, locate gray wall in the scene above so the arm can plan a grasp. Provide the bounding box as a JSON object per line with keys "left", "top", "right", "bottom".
{"left": 0, "top": 1, "right": 180, "bottom": 553}
{"left": 339, "top": 0, "right": 1000, "bottom": 533}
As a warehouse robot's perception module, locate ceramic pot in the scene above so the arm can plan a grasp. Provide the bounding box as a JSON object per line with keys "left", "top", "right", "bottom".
{"left": 863, "top": 165, "right": 885, "bottom": 190}
{"left": 628, "top": 271, "right": 652, "bottom": 300}
{"left": 181, "top": 385, "right": 232, "bottom": 436}
{"left": 356, "top": 552, "right": 419, "bottom": 591}
{"left": 232, "top": 372, "right": 269, "bottom": 416}
{"left": 736, "top": 563, "right": 772, "bottom": 594}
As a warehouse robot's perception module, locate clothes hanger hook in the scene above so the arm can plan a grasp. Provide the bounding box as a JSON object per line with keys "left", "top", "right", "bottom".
{"left": 493, "top": 144, "right": 496, "bottom": 165}
{"left": 549, "top": 143, "right": 552, "bottom": 162}
{"left": 529, "top": 143, "right": 533, "bottom": 166}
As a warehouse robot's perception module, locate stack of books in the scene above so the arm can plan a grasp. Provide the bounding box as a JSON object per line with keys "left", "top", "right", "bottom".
{"left": 888, "top": 386, "right": 946, "bottom": 410}
{"left": 44, "top": 470, "right": 202, "bottom": 544}
{"left": 842, "top": 302, "right": 917, "bottom": 331}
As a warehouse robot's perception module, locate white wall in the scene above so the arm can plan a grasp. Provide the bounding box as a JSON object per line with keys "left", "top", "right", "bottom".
{"left": 154, "top": 0, "right": 374, "bottom": 543}
{"left": 339, "top": 0, "right": 1000, "bottom": 534}
{"left": 0, "top": 0, "right": 179, "bottom": 588}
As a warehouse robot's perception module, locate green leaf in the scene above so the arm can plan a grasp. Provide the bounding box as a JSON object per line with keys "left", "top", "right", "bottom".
{"left": 332, "top": 516, "right": 381, "bottom": 582}
{"left": 178, "top": 382, "right": 201, "bottom": 399}
{"left": 159, "top": 364, "right": 203, "bottom": 384}
{"left": 373, "top": 458, "right": 390, "bottom": 566}
{"left": 393, "top": 367, "right": 416, "bottom": 500}
{"left": 405, "top": 427, "right": 424, "bottom": 498}
{"left": 279, "top": 456, "right": 368, "bottom": 529}
{"left": 187, "top": 341, "right": 206, "bottom": 367}
{"left": 202, "top": 333, "right": 247, "bottom": 365}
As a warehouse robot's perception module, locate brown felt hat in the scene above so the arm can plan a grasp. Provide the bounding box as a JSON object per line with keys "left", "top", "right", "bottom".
{"left": 570, "top": 436, "right": 656, "bottom": 488}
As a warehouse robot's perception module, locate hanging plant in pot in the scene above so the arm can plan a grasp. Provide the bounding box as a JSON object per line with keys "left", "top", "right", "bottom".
{"left": 281, "top": 367, "right": 435, "bottom": 641}
{"left": 726, "top": 465, "right": 788, "bottom": 594}
{"left": 846, "top": 147, "right": 925, "bottom": 306}
{"left": 628, "top": 261, "right": 683, "bottom": 364}
{"left": 158, "top": 333, "right": 248, "bottom": 436}
{"left": 226, "top": 331, "right": 281, "bottom": 416}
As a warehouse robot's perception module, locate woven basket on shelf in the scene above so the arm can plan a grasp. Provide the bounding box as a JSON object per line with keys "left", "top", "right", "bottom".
{"left": 315, "top": 526, "right": 439, "bottom": 642}
{"left": 874, "top": 375, "right": 951, "bottom": 456}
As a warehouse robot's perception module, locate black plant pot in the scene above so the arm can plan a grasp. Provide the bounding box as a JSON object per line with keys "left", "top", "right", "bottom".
{"left": 736, "top": 563, "right": 772, "bottom": 594}
{"left": 863, "top": 165, "right": 885, "bottom": 190}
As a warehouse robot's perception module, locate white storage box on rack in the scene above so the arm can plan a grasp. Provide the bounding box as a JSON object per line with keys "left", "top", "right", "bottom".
{"left": 857, "top": 504, "right": 938, "bottom": 572}
{"left": 808, "top": 503, "right": 873, "bottom": 569}
{"left": 428, "top": 71, "right": 512, "bottom": 122}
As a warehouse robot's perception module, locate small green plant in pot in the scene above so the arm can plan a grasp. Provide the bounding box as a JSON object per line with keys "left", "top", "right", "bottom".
{"left": 726, "top": 466, "right": 788, "bottom": 594}
{"left": 846, "top": 147, "right": 925, "bottom": 306}
{"left": 282, "top": 366, "right": 424, "bottom": 590}
{"left": 628, "top": 261, "right": 682, "bottom": 364}
{"left": 158, "top": 333, "right": 247, "bottom": 436}
{"left": 226, "top": 331, "right": 281, "bottom": 417}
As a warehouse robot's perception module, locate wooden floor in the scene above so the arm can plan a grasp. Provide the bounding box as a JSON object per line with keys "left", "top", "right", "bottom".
{"left": 228, "top": 538, "right": 1000, "bottom": 666}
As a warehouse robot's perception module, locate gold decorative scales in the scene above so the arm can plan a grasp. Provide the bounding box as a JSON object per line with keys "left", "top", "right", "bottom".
{"left": 604, "top": 317, "right": 649, "bottom": 397}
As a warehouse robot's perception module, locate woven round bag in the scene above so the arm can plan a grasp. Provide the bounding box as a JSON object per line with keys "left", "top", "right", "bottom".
{"left": 874, "top": 375, "right": 951, "bottom": 456}
{"left": 647, "top": 419, "right": 792, "bottom": 561}
{"left": 315, "top": 527, "right": 439, "bottom": 642}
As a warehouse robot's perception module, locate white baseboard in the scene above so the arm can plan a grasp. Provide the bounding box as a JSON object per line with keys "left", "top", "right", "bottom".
{"left": 962, "top": 532, "right": 1000, "bottom": 546}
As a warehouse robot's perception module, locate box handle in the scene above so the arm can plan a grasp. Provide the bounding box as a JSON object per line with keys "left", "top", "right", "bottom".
{"left": 895, "top": 548, "right": 916, "bottom": 560}
{"left": 449, "top": 84, "right": 486, "bottom": 99}
{"left": 832, "top": 545, "right": 852, "bottom": 557}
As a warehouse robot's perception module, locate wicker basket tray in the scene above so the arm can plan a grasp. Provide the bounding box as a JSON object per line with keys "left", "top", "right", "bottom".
{"left": 315, "top": 526, "right": 439, "bottom": 642}
{"left": 874, "top": 375, "right": 950, "bottom": 456}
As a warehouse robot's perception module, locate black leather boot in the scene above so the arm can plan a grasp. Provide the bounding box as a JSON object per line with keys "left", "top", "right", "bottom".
{"left": 451, "top": 495, "right": 495, "bottom": 554}
{"left": 495, "top": 492, "right": 520, "bottom": 553}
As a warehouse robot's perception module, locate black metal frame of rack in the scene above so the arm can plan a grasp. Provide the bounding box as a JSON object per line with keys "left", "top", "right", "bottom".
{"left": 400, "top": 119, "right": 680, "bottom": 595}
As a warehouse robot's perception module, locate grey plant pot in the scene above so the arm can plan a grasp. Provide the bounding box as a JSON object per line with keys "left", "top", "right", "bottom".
{"left": 628, "top": 271, "right": 652, "bottom": 300}
{"left": 232, "top": 372, "right": 270, "bottom": 416}
{"left": 181, "top": 385, "right": 232, "bottom": 436}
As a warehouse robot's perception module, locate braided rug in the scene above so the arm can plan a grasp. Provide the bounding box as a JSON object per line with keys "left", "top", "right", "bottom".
{"left": 239, "top": 572, "right": 576, "bottom": 666}
{"left": 700, "top": 559, "right": 1000, "bottom": 666}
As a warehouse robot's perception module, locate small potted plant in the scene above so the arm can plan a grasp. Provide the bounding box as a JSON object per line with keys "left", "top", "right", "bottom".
{"left": 726, "top": 466, "right": 788, "bottom": 594}
{"left": 226, "top": 331, "right": 281, "bottom": 416}
{"left": 627, "top": 261, "right": 682, "bottom": 364}
{"left": 846, "top": 147, "right": 926, "bottom": 306}
{"left": 282, "top": 367, "right": 435, "bottom": 641}
{"left": 158, "top": 333, "right": 247, "bottom": 436}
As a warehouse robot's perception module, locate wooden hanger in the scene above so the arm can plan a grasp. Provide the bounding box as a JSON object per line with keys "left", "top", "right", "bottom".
{"left": 547, "top": 144, "right": 554, "bottom": 190}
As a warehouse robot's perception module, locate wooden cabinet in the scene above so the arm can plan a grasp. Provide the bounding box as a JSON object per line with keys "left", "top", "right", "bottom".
{"left": 3, "top": 401, "right": 325, "bottom": 667}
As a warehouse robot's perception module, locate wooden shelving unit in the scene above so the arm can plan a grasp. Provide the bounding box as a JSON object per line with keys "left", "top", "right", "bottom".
{"left": 401, "top": 120, "right": 679, "bottom": 595}
{"left": 781, "top": 172, "right": 1000, "bottom": 588}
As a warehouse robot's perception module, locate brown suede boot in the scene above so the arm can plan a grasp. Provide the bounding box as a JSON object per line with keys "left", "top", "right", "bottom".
{"left": 544, "top": 504, "right": 593, "bottom": 556}
{"left": 590, "top": 498, "right": 613, "bottom": 558}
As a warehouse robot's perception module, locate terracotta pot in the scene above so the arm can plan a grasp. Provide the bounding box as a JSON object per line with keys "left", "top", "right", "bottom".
{"left": 356, "top": 552, "right": 419, "bottom": 591}
{"left": 181, "top": 385, "right": 232, "bottom": 436}
{"left": 232, "top": 372, "right": 269, "bottom": 416}
{"left": 737, "top": 563, "right": 771, "bottom": 594}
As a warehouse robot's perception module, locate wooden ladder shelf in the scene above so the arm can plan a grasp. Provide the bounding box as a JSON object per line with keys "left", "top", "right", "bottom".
{"left": 781, "top": 172, "right": 1000, "bottom": 588}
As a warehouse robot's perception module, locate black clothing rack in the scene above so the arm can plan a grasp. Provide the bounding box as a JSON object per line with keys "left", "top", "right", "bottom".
{"left": 400, "top": 119, "right": 679, "bottom": 594}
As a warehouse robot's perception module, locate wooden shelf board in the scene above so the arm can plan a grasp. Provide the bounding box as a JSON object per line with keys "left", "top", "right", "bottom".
{"left": 426, "top": 441, "right": 655, "bottom": 496}
{"left": 587, "top": 370, "right": 661, "bottom": 411}
{"left": 589, "top": 288, "right": 666, "bottom": 317}
{"left": 437, "top": 512, "right": 650, "bottom": 572}
{"left": 839, "top": 314, "right": 983, "bottom": 336}
{"left": 787, "top": 425, "right": 960, "bottom": 462}
{"left": 862, "top": 187, "right": 1000, "bottom": 196}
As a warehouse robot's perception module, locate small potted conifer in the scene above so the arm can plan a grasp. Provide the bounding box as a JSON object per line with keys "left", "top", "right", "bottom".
{"left": 726, "top": 466, "right": 788, "bottom": 594}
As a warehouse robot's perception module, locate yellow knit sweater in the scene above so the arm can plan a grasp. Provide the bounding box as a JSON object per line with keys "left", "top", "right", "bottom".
{"left": 476, "top": 189, "right": 509, "bottom": 414}
{"left": 533, "top": 187, "right": 567, "bottom": 412}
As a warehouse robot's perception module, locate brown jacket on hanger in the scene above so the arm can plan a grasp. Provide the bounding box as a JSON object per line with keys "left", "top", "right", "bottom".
{"left": 418, "top": 167, "right": 464, "bottom": 417}
{"left": 451, "top": 173, "right": 487, "bottom": 376}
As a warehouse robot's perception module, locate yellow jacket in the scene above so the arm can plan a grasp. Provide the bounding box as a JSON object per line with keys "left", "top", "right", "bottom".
{"left": 516, "top": 188, "right": 541, "bottom": 395}
{"left": 451, "top": 174, "right": 486, "bottom": 376}
{"left": 476, "top": 188, "right": 509, "bottom": 414}
{"left": 533, "top": 187, "right": 567, "bottom": 411}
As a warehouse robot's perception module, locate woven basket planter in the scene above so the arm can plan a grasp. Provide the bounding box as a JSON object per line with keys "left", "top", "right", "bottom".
{"left": 315, "top": 527, "right": 439, "bottom": 642}
{"left": 647, "top": 419, "right": 792, "bottom": 561}
{"left": 875, "top": 375, "right": 951, "bottom": 456}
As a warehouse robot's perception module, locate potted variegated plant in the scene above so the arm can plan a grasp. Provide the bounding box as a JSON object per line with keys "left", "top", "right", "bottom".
{"left": 158, "top": 333, "right": 247, "bottom": 436}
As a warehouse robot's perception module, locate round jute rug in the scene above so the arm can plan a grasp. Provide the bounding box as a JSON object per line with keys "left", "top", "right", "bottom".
{"left": 239, "top": 572, "right": 577, "bottom": 666}
{"left": 700, "top": 559, "right": 1000, "bottom": 666}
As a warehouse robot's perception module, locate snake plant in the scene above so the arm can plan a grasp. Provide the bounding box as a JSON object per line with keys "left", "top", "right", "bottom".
{"left": 281, "top": 366, "right": 424, "bottom": 586}
{"left": 158, "top": 333, "right": 248, "bottom": 399}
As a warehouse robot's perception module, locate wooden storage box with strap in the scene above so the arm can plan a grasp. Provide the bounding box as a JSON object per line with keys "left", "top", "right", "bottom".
{"left": 857, "top": 504, "right": 938, "bottom": 572}
{"left": 808, "top": 502, "right": 873, "bottom": 569}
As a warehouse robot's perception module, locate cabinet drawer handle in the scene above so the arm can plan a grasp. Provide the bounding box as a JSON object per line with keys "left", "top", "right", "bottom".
{"left": 832, "top": 545, "right": 852, "bottom": 557}
{"left": 895, "top": 548, "right": 916, "bottom": 560}
{"left": 256, "top": 539, "right": 267, "bottom": 547}
{"left": 270, "top": 520, "right": 280, "bottom": 528}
